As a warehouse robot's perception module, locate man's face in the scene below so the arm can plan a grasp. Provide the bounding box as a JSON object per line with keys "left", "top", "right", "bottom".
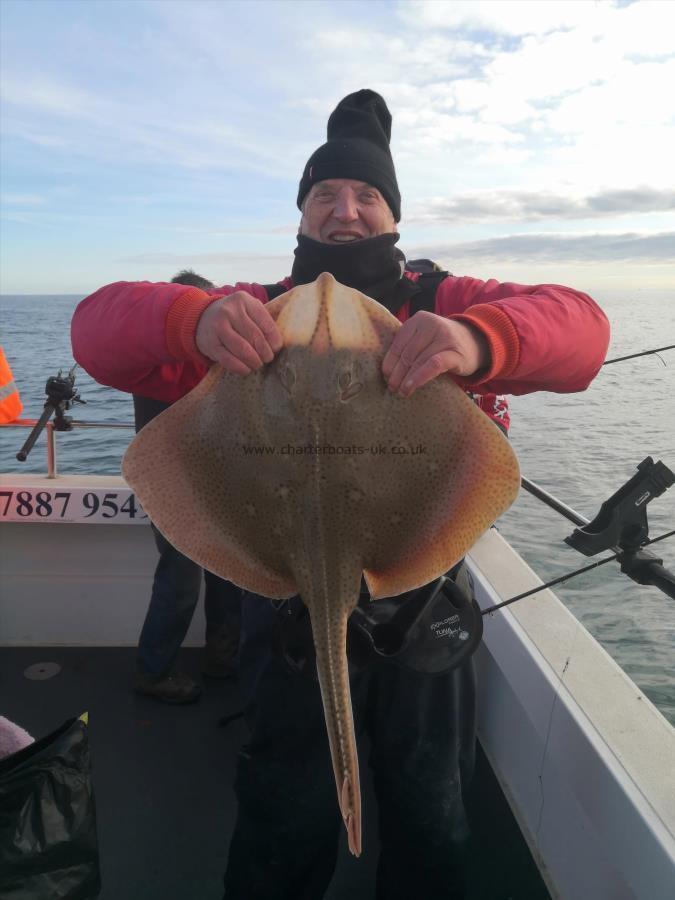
{"left": 300, "top": 179, "right": 396, "bottom": 244}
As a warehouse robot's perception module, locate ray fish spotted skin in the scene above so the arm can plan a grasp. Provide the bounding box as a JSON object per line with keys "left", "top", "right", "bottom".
{"left": 122, "top": 272, "right": 521, "bottom": 856}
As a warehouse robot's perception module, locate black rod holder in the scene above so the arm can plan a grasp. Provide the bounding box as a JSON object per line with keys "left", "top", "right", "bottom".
{"left": 16, "top": 368, "right": 84, "bottom": 463}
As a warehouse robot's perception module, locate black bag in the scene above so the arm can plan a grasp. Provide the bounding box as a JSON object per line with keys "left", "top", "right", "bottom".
{"left": 0, "top": 715, "right": 101, "bottom": 900}
{"left": 275, "top": 566, "right": 482, "bottom": 679}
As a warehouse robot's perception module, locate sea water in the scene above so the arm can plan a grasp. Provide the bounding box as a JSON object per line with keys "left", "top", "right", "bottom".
{"left": 1, "top": 289, "right": 674, "bottom": 723}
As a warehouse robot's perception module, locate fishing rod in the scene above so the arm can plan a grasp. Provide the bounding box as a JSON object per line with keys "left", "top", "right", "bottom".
{"left": 487, "top": 458, "right": 675, "bottom": 615}
{"left": 602, "top": 344, "right": 674, "bottom": 366}
{"left": 482, "top": 527, "right": 675, "bottom": 615}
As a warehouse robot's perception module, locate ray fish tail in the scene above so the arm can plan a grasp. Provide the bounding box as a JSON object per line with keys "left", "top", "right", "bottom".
{"left": 306, "top": 590, "right": 362, "bottom": 857}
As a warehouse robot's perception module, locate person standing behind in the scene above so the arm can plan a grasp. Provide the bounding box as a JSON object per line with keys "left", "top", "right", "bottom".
{"left": 133, "top": 269, "right": 242, "bottom": 704}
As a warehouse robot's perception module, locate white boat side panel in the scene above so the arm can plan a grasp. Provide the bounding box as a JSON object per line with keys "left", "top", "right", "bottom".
{"left": 476, "top": 647, "right": 636, "bottom": 900}
{"left": 469, "top": 528, "right": 675, "bottom": 900}
{"left": 0, "top": 521, "right": 207, "bottom": 646}
{"left": 539, "top": 685, "right": 671, "bottom": 900}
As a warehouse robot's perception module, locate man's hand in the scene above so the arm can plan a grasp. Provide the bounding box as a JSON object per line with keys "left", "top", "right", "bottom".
{"left": 195, "top": 291, "right": 284, "bottom": 374}
{"left": 382, "top": 313, "right": 490, "bottom": 397}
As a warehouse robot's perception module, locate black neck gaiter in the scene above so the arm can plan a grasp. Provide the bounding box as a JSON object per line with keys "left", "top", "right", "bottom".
{"left": 290, "top": 233, "right": 418, "bottom": 314}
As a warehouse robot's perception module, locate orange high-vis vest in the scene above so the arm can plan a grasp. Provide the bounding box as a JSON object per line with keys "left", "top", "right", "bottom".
{"left": 0, "top": 346, "right": 23, "bottom": 423}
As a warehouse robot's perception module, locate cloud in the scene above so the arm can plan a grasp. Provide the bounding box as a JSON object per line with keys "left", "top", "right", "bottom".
{"left": 587, "top": 189, "right": 675, "bottom": 215}
{"left": 109, "top": 249, "right": 291, "bottom": 288}
{"left": 0, "top": 193, "right": 46, "bottom": 206}
{"left": 397, "top": 0, "right": 674, "bottom": 54}
{"left": 3, "top": 2, "right": 672, "bottom": 191}
{"left": 397, "top": 0, "right": 603, "bottom": 35}
{"left": 0, "top": 76, "right": 93, "bottom": 117}
{"left": 116, "top": 250, "right": 288, "bottom": 266}
{"left": 409, "top": 188, "right": 675, "bottom": 224}
{"left": 0, "top": 71, "right": 304, "bottom": 180}
{"left": 296, "top": 5, "right": 675, "bottom": 196}
{"left": 116, "top": 232, "right": 675, "bottom": 273}
{"left": 413, "top": 231, "right": 675, "bottom": 264}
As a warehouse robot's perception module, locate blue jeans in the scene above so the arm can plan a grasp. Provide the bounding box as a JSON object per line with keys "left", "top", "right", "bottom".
{"left": 137, "top": 526, "right": 242, "bottom": 677}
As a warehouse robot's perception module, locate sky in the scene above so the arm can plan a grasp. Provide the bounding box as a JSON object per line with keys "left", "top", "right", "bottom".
{"left": 1, "top": 0, "right": 674, "bottom": 294}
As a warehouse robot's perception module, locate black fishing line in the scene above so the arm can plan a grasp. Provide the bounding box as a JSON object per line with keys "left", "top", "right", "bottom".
{"left": 603, "top": 343, "right": 674, "bottom": 366}
{"left": 481, "top": 529, "right": 675, "bottom": 616}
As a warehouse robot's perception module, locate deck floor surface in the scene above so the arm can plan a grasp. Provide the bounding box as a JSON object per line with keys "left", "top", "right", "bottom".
{"left": 1, "top": 647, "right": 550, "bottom": 900}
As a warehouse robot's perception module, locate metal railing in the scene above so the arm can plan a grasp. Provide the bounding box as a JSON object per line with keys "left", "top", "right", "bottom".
{"left": 1, "top": 419, "right": 134, "bottom": 478}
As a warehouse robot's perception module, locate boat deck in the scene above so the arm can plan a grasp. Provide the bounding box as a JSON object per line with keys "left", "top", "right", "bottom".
{"left": 1, "top": 646, "right": 550, "bottom": 900}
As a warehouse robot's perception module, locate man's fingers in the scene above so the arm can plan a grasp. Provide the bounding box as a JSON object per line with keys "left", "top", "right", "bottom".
{"left": 226, "top": 296, "right": 281, "bottom": 365}
{"left": 245, "top": 297, "right": 284, "bottom": 353}
{"left": 383, "top": 320, "right": 434, "bottom": 391}
{"left": 209, "top": 342, "right": 254, "bottom": 375}
{"left": 398, "top": 351, "right": 464, "bottom": 397}
{"left": 196, "top": 291, "right": 284, "bottom": 372}
{"left": 382, "top": 323, "right": 417, "bottom": 378}
{"left": 382, "top": 314, "right": 489, "bottom": 393}
{"left": 386, "top": 350, "right": 421, "bottom": 393}
{"left": 229, "top": 311, "right": 276, "bottom": 367}
{"left": 218, "top": 322, "right": 266, "bottom": 371}
{"left": 384, "top": 319, "right": 453, "bottom": 392}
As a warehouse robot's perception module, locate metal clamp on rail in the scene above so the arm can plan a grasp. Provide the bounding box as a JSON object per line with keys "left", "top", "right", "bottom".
{"left": 16, "top": 367, "right": 85, "bottom": 463}
{"left": 564, "top": 457, "right": 675, "bottom": 601}
{"left": 565, "top": 457, "right": 674, "bottom": 555}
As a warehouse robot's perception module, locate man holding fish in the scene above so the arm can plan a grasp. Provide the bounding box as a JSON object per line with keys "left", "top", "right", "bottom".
{"left": 72, "top": 90, "right": 609, "bottom": 899}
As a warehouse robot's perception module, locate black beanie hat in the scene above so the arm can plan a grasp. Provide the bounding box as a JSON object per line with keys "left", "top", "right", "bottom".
{"left": 297, "top": 89, "right": 401, "bottom": 222}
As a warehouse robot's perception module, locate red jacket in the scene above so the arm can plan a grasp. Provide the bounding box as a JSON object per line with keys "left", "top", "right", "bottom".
{"left": 71, "top": 273, "right": 609, "bottom": 426}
